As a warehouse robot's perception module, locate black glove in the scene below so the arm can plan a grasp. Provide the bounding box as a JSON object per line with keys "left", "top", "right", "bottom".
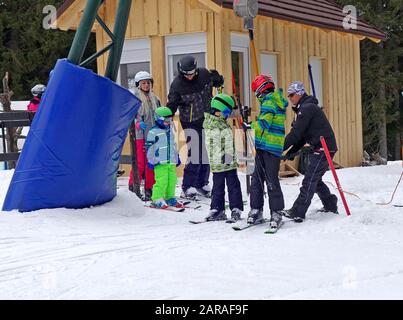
{"left": 301, "top": 145, "right": 314, "bottom": 154}
{"left": 210, "top": 69, "right": 224, "bottom": 88}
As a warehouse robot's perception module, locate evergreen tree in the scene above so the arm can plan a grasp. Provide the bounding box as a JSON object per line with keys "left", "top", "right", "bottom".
{"left": 336, "top": 0, "right": 402, "bottom": 160}
{"left": 0, "top": 0, "right": 96, "bottom": 101}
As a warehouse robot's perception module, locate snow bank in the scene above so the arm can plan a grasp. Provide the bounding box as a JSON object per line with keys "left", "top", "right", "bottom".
{"left": 0, "top": 162, "right": 402, "bottom": 299}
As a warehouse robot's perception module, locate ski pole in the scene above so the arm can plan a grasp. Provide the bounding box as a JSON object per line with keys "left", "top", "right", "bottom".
{"left": 320, "top": 136, "right": 351, "bottom": 216}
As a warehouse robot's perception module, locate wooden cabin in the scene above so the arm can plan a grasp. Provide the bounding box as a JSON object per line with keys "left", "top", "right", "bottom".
{"left": 56, "top": 0, "right": 385, "bottom": 174}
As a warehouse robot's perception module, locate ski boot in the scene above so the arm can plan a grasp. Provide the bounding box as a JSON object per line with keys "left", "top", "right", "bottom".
{"left": 247, "top": 209, "right": 264, "bottom": 225}
{"left": 282, "top": 209, "right": 304, "bottom": 223}
{"left": 142, "top": 189, "right": 152, "bottom": 202}
{"left": 205, "top": 209, "right": 227, "bottom": 222}
{"left": 269, "top": 211, "right": 283, "bottom": 230}
{"left": 181, "top": 187, "right": 201, "bottom": 201}
{"left": 151, "top": 199, "right": 169, "bottom": 209}
{"left": 317, "top": 207, "right": 339, "bottom": 215}
{"left": 196, "top": 185, "right": 212, "bottom": 199}
{"left": 166, "top": 198, "right": 185, "bottom": 209}
{"left": 230, "top": 208, "right": 242, "bottom": 222}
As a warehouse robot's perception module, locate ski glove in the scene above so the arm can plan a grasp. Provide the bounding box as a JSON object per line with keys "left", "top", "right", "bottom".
{"left": 210, "top": 69, "right": 224, "bottom": 88}
{"left": 147, "top": 162, "right": 156, "bottom": 170}
{"left": 136, "top": 121, "right": 147, "bottom": 131}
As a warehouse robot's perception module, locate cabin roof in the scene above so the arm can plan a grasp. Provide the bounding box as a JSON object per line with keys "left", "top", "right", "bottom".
{"left": 56, "top": 0, "right": 386, "bottom": 41}
{"left": 214, "top": 0, "right": 386, "bottom": 40}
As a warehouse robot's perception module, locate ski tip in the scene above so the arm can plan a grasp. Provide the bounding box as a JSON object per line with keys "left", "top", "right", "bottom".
{"left": 189, "top": 220, "right": 203, "bottom": 224}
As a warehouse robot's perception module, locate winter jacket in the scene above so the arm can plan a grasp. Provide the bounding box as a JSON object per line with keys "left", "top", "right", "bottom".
{"left": 204, "top": 113, "right": 238, "bottom": 173}
{"left": 251, "top": 89, "right": 288, "bottom": 157}
{"left": 133, "top": 88, "right": 160, "bottom": 140}
{"left": 146, "top": 123, "right": 180, "bottom": 168}
{"left": 167, "top": 68, "right": 224, "bottom": 125}
{"left": 284, "top": 94, "right": 338, "bottom": 154}
{"left": 27, "top": 97, "right": 41, "bottom": 112}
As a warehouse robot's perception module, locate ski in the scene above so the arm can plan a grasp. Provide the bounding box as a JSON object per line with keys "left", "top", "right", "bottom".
{"left": 232, "top": 219, "right": 270, "bottom": 231}
{"left": 189, "top": 219, "right": 229, "bottom": 225}
{"left": 226, "top": 218, "right": 244, "bottom": 224}
{"left": 189, "top": 220, "right": 209, "bottom": 224}
{"left": 264, "top": 221, "right": 285, "bottom": 234}
{"left": 144, "top": 205, "right": 185, "bottom": 213}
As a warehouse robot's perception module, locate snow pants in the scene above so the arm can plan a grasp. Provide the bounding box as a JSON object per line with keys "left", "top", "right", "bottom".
{"left": 211, "top": 169, "right": 244, "bottom": 212}
{"left": 250, "top": 150, "right": 285, "bottom": 213}
{"left": 152, "top": 164, "right": 177, "bottom": 201}
{"left": 291, "top": 151, "right": 338, "bottom": 219}
{"left": 129, "top": 139, "right": 155, "bottom": 190}
{"left": 181, "top": 120, "right": 210, "bottom": 191}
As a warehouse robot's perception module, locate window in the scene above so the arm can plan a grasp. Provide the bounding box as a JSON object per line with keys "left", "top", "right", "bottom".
{"left": 119, "top": 38, "right": 151, "bottom": 91}
{"left": 260, "top": 53, "right": 278, "bottom": 87}
{"left": 231, "top": 33, "right": 251, "bottom": 107}
{"left": 165, "top": 33, "right": 207, "bottom": 90}
{"left": 309, "top": 58, "right": 324, "bottom": 108}
{"left": 120, "top": 62, "right": 150, "bottom": 91}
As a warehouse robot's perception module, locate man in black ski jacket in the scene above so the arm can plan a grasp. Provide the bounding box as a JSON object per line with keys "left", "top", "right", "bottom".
{"left": 167, "top": 55, "right": 224, "bottom": 200}
{"left": 282, "top": 81, "right": 339, "bottom": 222}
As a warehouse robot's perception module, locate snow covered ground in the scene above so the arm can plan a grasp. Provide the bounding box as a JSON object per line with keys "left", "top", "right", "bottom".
{"left": 0, "top": 162, "right": 402, "bottom": 300}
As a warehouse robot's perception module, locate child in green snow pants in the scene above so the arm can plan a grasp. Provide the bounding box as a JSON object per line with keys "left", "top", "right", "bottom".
{"left": 151, "top": 164, "right": 177, "bottom": 201}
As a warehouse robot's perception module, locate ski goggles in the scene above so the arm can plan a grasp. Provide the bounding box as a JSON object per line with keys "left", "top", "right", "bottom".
{"left": 156, "top": 116, "right": 173, "bottom": 124}
{"left": 182, "top": 68, "right": 197, "bottom": 76}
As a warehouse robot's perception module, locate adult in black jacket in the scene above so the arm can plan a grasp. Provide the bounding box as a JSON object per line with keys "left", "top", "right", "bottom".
{"left": 167, "top": 55, "right": 224, "bottom": 200}
{"left": 282, "top": 81, "right": 338, "bottom": 222}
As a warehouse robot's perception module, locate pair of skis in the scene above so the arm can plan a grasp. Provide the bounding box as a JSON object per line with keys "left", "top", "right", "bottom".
{"left": 144, "top": 201, "right": 193, "bottom": 213}
{"left": 189, "top": 218, "right": 284, "bottom": 234}
{"left": 232, "top": 219, "right": 285, "bottom": 234}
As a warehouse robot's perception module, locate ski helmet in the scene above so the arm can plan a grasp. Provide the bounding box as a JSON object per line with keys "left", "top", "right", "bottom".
{"left": 211, "top": 93, "right": 235, "bottom": 114}
{"left": 155, "top": 106, "right": 173, "bottom": 128}
{"left": 31, "top": 84, "right": 46, "bottom": 97}
{"left": 134, "top": 71, "right": 153, "bottom": 87}
{"left": 177, "top": 55, "right": 198, "bottom": 76}
{"left": 251, "top": 75, "right": 275, "bottom": 98}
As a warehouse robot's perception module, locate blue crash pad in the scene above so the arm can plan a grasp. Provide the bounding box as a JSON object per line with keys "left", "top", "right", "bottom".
{"left": 2, "top": 59, "right": 140, "bottom": 212}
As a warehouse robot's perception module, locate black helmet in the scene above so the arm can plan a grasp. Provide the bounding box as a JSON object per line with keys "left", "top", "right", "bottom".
{"left": 177, "top": 55, "right": 197, "bottom": 76}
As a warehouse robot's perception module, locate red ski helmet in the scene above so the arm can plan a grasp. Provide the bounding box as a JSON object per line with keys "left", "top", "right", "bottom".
{"left": 251, "top": 75, "right": 275, "bottom": 98}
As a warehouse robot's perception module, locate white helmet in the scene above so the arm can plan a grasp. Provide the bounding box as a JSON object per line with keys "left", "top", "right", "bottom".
{"left": 31, "top": 84, "right": 46, "bottom": 97}
{"left": 134, "top": 71, "right": 153, "bottom": 87}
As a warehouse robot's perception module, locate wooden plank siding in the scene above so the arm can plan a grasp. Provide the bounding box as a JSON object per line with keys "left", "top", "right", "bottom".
{"left": 65, "top": 0, "right": 364, "bottom": 168}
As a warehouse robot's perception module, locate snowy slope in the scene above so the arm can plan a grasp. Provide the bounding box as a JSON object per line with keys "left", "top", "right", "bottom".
{"left": 0, "top": 162, "right": 402, "bottom": 300}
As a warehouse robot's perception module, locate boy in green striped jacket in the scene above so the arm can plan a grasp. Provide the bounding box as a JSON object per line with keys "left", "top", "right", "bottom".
{"left": 244, "top": 75, "right": 288, "bottom": 230}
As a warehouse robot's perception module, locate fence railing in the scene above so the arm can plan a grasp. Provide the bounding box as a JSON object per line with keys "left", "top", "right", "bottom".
{"left": 0, "top": 111, "right": 35, "bottom": 167}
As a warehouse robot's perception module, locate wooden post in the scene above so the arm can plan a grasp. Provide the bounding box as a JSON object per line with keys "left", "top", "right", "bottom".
{"left": 0, "top": 72, "right": 17, "bottom": 169}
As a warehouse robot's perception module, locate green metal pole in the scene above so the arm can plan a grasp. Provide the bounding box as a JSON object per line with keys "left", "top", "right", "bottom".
{"left": 67, "top": 0, "right": 104, "bottom": 65}
{"left": 105, "top": 0, "right": 133, "bottom": 81}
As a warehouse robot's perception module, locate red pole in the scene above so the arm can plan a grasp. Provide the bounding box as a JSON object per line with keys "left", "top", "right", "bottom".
{"left": 320, "top": 136, "right": 351, "bottom": 216}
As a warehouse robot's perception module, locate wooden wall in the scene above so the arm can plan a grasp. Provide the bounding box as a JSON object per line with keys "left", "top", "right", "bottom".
{"left": 66, "top": 0, "right": 364, "bottom": 168}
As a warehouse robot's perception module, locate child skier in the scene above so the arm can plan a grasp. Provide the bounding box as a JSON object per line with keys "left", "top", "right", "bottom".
{"left": 244, "top": 75, "right": 288, "bottom": 230}
{"left": 128, "top": 71, "right": 160, "bottom": 201}
{"left": 146, "top": 106, "right": 182, "bottom": 209}
{"left": 203, "top": 94, "right": 244, "bottom": 222}
{"left": 27, "top": 84, "right": 46, "bottom": 113}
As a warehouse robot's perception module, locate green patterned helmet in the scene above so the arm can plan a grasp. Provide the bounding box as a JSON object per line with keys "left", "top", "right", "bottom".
{"left": 155, "top": 106, "right": 173, "bottom": 119}
{"left": 211, "top": 94, "right": 235, "bottom": 113}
